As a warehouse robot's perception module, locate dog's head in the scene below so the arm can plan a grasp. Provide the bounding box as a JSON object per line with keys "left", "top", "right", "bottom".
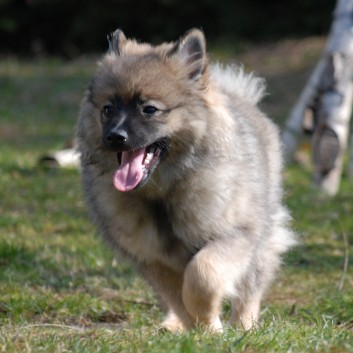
{"left": 79, "top": 29, "right": 210, "bottom": 192}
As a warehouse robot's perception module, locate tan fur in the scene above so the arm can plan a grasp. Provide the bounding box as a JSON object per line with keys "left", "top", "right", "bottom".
{"left": 76, "top": 29, "right": 295, "bottom": 332}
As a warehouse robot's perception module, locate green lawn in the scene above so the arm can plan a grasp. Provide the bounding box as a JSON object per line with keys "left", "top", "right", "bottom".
{"left": 1, "top": 44, "right": 352, "bottom": 352}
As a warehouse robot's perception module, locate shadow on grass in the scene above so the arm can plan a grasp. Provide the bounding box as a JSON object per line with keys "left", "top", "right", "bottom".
{"left": 0, "top": 240, "right": 136, "bottom": 289}
{"left": 287, "top": 242, "right": 348, "bottom": 274}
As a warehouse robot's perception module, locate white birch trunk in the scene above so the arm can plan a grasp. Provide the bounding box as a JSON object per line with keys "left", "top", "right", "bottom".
{"left": 282, "top": 0, "right": 353, "bottom": 195}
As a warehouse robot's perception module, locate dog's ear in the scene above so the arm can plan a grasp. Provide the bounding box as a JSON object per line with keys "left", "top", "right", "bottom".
{"left": 171, "top": 29, "right": 207, "bottom": 80}
{"left": 107, "top": 29, "right": 127, "bottom": 55}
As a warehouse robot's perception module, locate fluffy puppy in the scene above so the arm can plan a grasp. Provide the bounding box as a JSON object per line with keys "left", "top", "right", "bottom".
{"left": 76, "top": 28, "right": 295, "bottom": 332}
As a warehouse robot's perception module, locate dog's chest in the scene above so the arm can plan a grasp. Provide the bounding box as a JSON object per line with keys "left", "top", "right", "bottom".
{"left": 112, "top": 193, "right": 213, "bottom": 269}
{"left": 148, "top": 200, "right": 196, "bottom": 253}
{"left": 112, "top": 198, "right": 196, "bottom": 269}
{"left": 148, "top": 199, "right": 209, "bottom": 253}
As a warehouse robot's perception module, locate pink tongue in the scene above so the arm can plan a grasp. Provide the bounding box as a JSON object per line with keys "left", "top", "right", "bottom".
{"left": 113, "top": 148, "right": 146, "bottom": 192}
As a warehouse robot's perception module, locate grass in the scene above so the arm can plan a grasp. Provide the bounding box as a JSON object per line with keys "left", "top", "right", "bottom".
{"left": 1, "top": 40, "right": 353, "bottom": 352}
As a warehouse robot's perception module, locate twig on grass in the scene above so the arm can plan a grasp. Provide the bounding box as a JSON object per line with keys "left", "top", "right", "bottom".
{"left": 117, "top": 298, "right": 155, "bottom": 307}
{"left": 22, "top": 324, "right": 86, "bottom": 332}
{"left": 338, "top": 228, "right": 349, "bottom": 291}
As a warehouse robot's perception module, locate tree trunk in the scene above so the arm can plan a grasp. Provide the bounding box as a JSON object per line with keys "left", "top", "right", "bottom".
{"left": 282, "top": 0, "right": 353, "bottom": 195}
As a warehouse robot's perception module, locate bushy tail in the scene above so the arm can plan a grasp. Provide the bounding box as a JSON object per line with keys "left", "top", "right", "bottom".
{"left": 210, "top": 63, "right": 266, "bottom": 105}
{"left": 270, "top": 207, "right": 297, "bottom": 255}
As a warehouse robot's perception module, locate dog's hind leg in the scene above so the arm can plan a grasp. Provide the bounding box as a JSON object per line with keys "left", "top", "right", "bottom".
{"left": 230, "top": 290, "right": 262, "bottom": 330}
{"left": 230, "top": 233, "right": 285, "bottom": 330}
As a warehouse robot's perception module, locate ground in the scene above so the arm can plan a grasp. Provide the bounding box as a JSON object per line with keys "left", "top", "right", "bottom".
{"left": 0, "top": 38, "right": 352, "bottom": 352}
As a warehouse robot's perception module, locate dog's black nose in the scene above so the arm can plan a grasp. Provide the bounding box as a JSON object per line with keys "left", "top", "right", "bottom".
{"left": 104, "top": 129, "right": 129, "bottom": 149}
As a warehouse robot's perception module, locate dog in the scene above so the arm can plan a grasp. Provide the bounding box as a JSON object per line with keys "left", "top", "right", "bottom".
{"left": 76, "top": 28, "right": 295, "bottom": 332}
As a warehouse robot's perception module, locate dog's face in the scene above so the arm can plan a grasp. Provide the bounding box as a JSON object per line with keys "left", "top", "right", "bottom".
{"left": 85, "top": 29, "right": 210, "bottom": 192}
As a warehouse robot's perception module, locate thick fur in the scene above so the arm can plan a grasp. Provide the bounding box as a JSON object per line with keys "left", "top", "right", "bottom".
{"left": 76, "top": 29, "right": 295, "bottom": 332}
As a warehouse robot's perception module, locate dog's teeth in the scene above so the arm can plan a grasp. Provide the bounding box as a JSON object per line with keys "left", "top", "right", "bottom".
{"left": 149, "top": 146, "right": 157, "bottom": 154}
{"left": 144, "top": 152, "right": 153, "bottom": 166}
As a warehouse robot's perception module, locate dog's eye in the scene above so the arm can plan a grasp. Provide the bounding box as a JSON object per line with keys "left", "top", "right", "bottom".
{"left": 142, "top": 106, "right": 158, "bottom": 115}
{"left": 102, "top": 104, "right": 114, "bottom": 119}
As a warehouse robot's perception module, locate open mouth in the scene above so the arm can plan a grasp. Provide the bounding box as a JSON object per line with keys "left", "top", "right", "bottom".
{"left": 113, "top": 139, "right": 168, "bottom": 192}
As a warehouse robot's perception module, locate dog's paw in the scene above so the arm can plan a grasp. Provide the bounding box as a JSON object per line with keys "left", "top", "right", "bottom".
{"left": 160, "top": 312, "right": 186, "bottom": 333}
{"left": 203, "top": 317, "right": 223, "bottom": 333}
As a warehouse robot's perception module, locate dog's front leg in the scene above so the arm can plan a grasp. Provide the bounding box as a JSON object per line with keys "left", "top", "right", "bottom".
{"left": 139, "top": 262, "right": 195, "bottom": 332}
{"left": 182, "top": 238, "right": 254, "bottom": 332}
{"left": 182, "top": 249, "right": 224, "bottom": 332}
